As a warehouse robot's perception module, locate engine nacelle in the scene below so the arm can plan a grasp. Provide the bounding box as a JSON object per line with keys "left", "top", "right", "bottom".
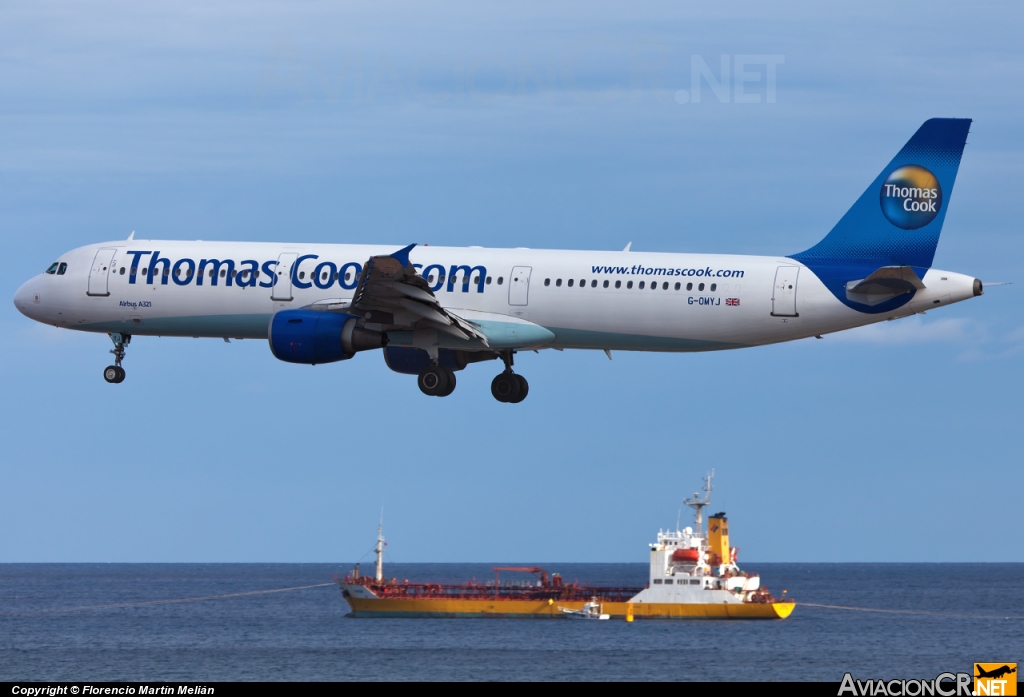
{"left": 269, "top": 310, "right": 386, "bottom": 365}
{"left": 383, "top": 346, "right": 496, "bottom": 374}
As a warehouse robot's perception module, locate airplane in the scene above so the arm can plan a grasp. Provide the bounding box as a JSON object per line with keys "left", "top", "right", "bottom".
{"left": 14, "top": 118, "right": 983, "bottom": 403}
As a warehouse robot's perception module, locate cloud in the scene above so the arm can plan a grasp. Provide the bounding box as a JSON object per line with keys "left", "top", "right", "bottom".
{"left": 828, "top": 315, "right": 977, "bottom": 345}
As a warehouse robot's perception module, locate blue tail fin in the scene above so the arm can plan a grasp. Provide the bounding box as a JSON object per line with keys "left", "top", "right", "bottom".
{"left": 792, "top": 118, "right": 971, "bottom": 312}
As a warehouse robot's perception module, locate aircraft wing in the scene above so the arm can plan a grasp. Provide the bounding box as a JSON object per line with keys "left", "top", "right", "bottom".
{"left": 314, "top": 244, "right": 489, "bottom": 345}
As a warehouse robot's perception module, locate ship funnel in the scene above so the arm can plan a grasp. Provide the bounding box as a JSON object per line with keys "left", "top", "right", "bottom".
{"left": 708, "top": 512, "right": 729, "bottom": 567}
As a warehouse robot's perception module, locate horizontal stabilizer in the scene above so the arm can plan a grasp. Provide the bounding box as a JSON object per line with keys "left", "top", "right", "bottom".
{"left": 845, "top": 266, "right": 925, "bottom": 306}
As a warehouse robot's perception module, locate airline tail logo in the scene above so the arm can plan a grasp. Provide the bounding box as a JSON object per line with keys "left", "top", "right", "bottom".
{"left": 975, "top": 663, "right": 1017, "bottom": 696}
{"left": 880, "top": 165, "right": 943, "bottom": 230}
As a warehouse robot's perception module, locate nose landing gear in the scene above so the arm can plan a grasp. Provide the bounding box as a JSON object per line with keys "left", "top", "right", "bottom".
{"left": 491, "top": 351, "right": 528, "bottom": 403}
{"left": 103, "top": 333, "right": 130, "bottom": 384}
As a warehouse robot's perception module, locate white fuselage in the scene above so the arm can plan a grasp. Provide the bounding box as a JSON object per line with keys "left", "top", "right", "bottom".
{"left": 14, "top": 239, "right": 978, "bottom": 352}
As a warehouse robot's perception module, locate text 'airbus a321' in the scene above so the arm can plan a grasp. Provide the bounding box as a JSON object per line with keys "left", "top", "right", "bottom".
{"left": 14, "top": 118, "right": 983, "bottom": 403}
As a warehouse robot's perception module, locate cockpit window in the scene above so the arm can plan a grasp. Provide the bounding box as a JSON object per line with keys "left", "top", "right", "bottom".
{"left": 57, "top": 263, "right": 67, "bottom": 275}
{"left": 46, "top": 263, "right": 59, "bottom": 274}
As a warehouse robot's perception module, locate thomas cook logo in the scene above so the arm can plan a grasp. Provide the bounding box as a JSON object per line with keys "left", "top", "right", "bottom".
{"left": 975, "top": 663, "right": 1017, "bottom": 696}
{"left": 880, "top": 165, "right": 943, "bottom": 230}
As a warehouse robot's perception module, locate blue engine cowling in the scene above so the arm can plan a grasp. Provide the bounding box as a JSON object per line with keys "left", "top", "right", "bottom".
{"left": 383, "top": 346, "right": 497, "bottom": 374}
{"left": 269, "top": 310, "right": 386, "bottom": 365}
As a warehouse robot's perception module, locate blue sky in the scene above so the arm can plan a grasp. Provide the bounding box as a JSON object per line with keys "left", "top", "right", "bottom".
{"left": 1, "top": 1, "right": 1021, "bottom": 563}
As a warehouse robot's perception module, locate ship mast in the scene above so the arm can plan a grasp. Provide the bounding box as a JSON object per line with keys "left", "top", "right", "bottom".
{"left": 374, "top": 510, "right": 385, "bottom": 582}
{"left": 683, "top": 470, "right": 714, "bottom": 535}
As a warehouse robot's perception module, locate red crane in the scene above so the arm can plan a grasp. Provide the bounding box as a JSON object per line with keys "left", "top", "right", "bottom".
{"left": 492, "top": 566, "right": 551, "bottom": 588}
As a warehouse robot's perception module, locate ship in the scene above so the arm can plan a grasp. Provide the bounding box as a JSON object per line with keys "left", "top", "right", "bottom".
{"left": 337, "top": 472, "right": 794, "bottom": 620}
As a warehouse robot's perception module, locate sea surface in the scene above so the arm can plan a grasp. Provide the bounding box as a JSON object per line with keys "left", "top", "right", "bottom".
{"left": 1, "top": 563, "right": 1021, "bottom": 681}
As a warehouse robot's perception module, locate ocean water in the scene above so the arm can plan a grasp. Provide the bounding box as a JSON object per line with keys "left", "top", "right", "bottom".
{"left": 1, "top": 563, "right": 1021, "bottom": 681}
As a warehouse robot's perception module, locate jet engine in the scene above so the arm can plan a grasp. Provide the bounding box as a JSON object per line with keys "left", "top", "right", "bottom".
{"left": 269, "top": 310, "right": 386, "bottom": 364}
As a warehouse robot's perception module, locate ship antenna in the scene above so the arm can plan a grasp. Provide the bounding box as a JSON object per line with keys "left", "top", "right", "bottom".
{"left": 375, "top": 507, "right": 385, "bottom": 582}
{"left": 683, "top": 469, "right": 714, "bottom": 536}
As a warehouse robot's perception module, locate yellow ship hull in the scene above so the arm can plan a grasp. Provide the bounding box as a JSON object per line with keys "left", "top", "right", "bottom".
{"left": 345, "top": 597, "right": 794, "bottom": 620}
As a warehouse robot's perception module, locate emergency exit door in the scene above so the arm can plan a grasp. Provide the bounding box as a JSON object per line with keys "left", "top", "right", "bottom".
{"left": 508, "top": 266, "right": 532, "bottom": 306}
{"left": 771, "top": 266, "right": 800, "bottom": 317}
{"left": 272, "top": 253, "right": 299, "bottom": 301}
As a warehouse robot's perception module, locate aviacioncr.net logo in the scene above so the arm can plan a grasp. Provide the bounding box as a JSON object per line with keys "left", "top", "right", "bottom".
{"left": 880, "top": 165, "right": 943, "bottom": 230}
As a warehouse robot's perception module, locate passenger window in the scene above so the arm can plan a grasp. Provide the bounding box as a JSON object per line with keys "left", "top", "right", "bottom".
{"left": 674, "top": 282, "right": 680, "bottom": 290}
{"left": 579, "top": 279, "right": 585, "bottom": 287}
{"left": 346, "top": 273, "right": 353, "bottom": 282}
{"left": 486, "top": 276, "right": 492, "bottom": 285}
{"left": 428, "top": 275, "right": 435, "bottom": 283}
{"left": 497, "top": 277, "right": 503, "bottom": 285}
{"left": 209, "top": 269, "right": 215, "bottom": 277}
{"left": 556, "top": 279, "right": 562, "bottom": 287}
{"left": 131, "top": 267, "right": 137, "bottom": 275}
{"left": 299, "top": 272, "right": 305, "bottom": 279}
{"left": 591, "top": 279, "right": 597, "bottom": 288}
{"left": 615, "top": 280, "right": 621, "bottom": 288}
{"left": 662, "top": 282, "right": 668, "bottom": 290}
{"left": 698, "top": 282, "right": 704, "bottom": 291}
{"left": 603, "top": 280, "right": 609, "bottom": 288}
{"left": 333, "top": 272, "right": 339, "bottom": 280}
{"left": 639, "top": 281, "right": 645, "bottom": 289}
{"left": 142, "top": 267, "right": 148, "bottom": 275}
{"left": 221, "top": 269, "right": 227, "bottom": 278}
{"left": 544, "top": 278, "right": 550, "bottom": 286}
{"left": 57, "top": 263, "right": 67, "bottom": 275}
{"left": 710, "top": 283, "right": 717, "bottom": 291}
{"left": 627, "top": 281, "right": 633, "bottom": 289}
{"left": 46, "top": 263, "right": 59, "bottom": 274}
{"left": 567, "top": 279, "right": 574, "bottom": 287}
{"left": 120, "top": 267, "right": 126, "bottom": 275}
{"left": 686, "top": 282, "right": 693, "bottom": 291}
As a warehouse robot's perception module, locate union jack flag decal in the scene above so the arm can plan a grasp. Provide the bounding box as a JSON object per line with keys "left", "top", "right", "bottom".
{"left": 726, "top": 298, "right": 740, "bottom": 306}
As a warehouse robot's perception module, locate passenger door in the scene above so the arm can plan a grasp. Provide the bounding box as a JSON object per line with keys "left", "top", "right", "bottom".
{"left": 508, "top": 266, "right": 532, "bottom": 306}
{"left": 771, "top": 266, "right": 799, "bottom": 317}
{"left": 87, "top": 248, "right": 117, "bottom": 297}
{"left": 272, "top": 252, "right": 298, "bottom": 301}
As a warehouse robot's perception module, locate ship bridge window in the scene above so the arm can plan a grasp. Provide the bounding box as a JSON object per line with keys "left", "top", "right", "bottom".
{"left": 664, "top": 579, "right": 673, "bottom": 584}
{"left": 690, "top": 579, "right": 700, "bottom": 585}
{"left": 653, "top": 579, "right": 662, "bottom": 584}
{"left": 57, "top": 263, "right": 67, "bottom": 275}
{"left": 46, "top": 263, "right": 59, "bottom": 274}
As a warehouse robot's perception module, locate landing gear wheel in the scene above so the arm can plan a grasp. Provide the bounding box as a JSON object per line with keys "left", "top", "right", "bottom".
{"left": 439, "top": 368, "right": 456, "bottom": 397}
{"left": 417, "top": 366, "right": 450, "bottom": 397}
{"left": 509, "top": 374, "right": 528, "bottom": 403}
{"left": 104, "top": 366, "right": 120, "bottom": 384}
{"left": 491, "top": 372, "right": 521, "bottom": 403}
{"left": 114, "top": 366, "right": 126, "bottom": 383}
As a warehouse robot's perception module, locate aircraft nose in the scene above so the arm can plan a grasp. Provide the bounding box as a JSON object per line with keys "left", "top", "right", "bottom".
{"left": 13, "top": 277, "right": 42, "bottom": 319}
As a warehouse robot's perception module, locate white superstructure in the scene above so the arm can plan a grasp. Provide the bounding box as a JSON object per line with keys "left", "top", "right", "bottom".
{"left": 629, "top": 472, "right": 764, "bottom": 606}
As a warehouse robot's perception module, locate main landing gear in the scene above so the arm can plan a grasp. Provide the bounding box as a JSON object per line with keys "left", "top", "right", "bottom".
{"left": 491, "top": 351, "right": 528, "bottom": 404}
{"left": 417, "top": 365, "right": 456, "bottom": 397}
{"left": 103, "top": 333, "right": 130, "bottom": 384}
